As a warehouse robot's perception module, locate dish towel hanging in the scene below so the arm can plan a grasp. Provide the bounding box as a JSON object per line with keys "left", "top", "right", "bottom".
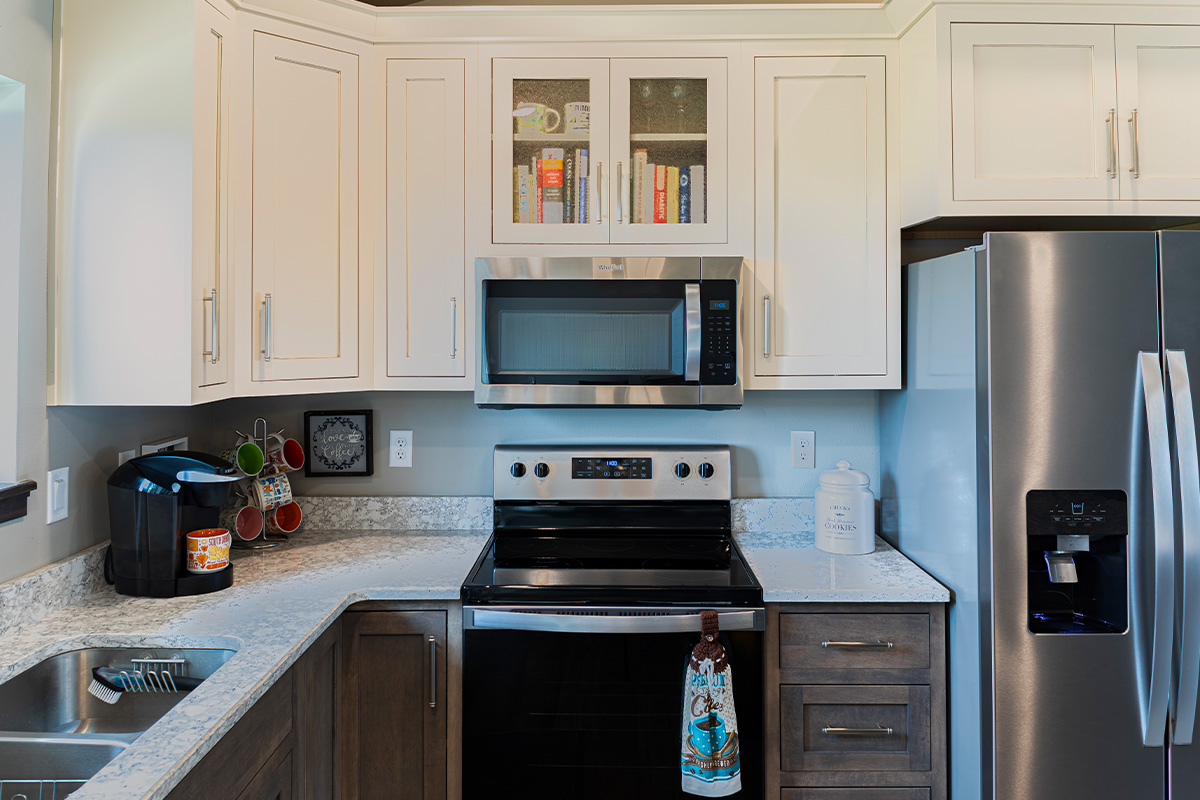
{"left": 681, "top": 610, "right": 742, "bottom": 796}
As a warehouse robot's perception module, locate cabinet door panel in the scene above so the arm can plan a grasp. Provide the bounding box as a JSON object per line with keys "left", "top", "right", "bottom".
{"left": 492, "top": 58, "right": 610, "bottom": 244}
{"left": 951, "top": 23, "right": 1118, "bottom": 201}
{"left": 342, "top": 611, "right": 447, "bottom": 800}
{"left": 193, "top": 0, "right": 231, "bottom": 390}
{"left": 1117, "top": 25, "right": 1200, "bottom": 199}
{"left": 753, "top": 57, "right": 886, "bottom": 378}
{"left": 609, "top": 58, "right": 728, "bottom": 244}
{"left": 386, "top": 59, "right": 466, "bottom": 377}
{"left": 252, "top": 32, "right": 359, "bottom": 381}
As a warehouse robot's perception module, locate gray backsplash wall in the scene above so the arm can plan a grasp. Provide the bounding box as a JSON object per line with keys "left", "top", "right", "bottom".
{"left": 211, "top": 390, "right": 879, "bottom": 498}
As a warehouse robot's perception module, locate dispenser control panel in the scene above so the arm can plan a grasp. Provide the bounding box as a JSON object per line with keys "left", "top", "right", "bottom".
{"left": 1026, "top": 489, "right": 1128, "bottom": 536}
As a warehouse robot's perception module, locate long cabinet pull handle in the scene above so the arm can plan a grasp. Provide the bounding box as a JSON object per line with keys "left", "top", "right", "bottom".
{"left": 596, "top": 161, "right": 605, "bottom": 224}
{"left": 202, "top": 289, "right": 218, "bottom": 364}
{"left": 616, "top": 161, "right": 624, "bottom": 224}
{"left": 822, "top": 640, "right": 893, "bottom": 649}
{"left": 762, "top": 296, "right": 771, "bottom": 358}
{"left": 449, "top": 297, "right": 457, "bottom": 359}
{"left": 1129, "top": 109, "right": 1141, "bottom": 178}
{"left": 1139, "top": 351, "right": 1174, "bottom": 747}
{"left": 822, "top": 725, "right": 894, "bottom": 736}
{"left": 1169, "top": 350, "right": 1200, "bottom": 745}
{"left": 1108, "top": 107, "right": 1118, "bottom": 178}
{"left": 428, "top": 635, "right": 437, "bottom": 709}
{"left": 261, "top": 293, "right": 272, "bottom": 362}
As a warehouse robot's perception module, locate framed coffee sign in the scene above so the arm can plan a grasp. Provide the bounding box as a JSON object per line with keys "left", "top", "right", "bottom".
{"left": 303, "top": 410, "right": 374, "bottom": 477}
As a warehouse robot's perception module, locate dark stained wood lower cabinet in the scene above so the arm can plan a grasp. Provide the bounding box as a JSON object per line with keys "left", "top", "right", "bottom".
{"left": 295, "top": 618, "right": 342, "bottom": 800}
{"left": 238, "top": 743, "right": 295, "bottom": 800}
{"left": 341, "top": 610, "right": 448, "bottom": 800}
{"left": 767, "top": 603, "right": 947, "bottom": 800}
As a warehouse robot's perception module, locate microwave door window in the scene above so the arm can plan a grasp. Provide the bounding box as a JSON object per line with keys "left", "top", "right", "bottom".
{"left": 486, "top": 297, "right": 686, "bottom": 383}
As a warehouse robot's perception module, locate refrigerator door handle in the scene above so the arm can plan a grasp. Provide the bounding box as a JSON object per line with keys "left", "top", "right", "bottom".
{"left": 1141, "top": 351, "right": 1175, "bottom": 747}
{"left": 1169, "top": 350, "right": 1200, "bottom": 745}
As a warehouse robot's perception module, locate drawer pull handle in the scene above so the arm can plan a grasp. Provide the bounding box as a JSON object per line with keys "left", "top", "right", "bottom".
{"left": 822, "top": 725, "right": 895, "bottom": 736}
{"left": 822, "top": 640, "right": 893, "bottom": 649}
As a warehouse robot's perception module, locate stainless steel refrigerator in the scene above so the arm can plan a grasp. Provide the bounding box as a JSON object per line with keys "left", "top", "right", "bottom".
{"left": 880, "top": 230, "right": 1200, "bottom": 800}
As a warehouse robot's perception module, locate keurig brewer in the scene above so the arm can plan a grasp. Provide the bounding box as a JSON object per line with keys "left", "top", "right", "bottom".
{"left": 106, "top": 451, "right": 241, "bottom": 597}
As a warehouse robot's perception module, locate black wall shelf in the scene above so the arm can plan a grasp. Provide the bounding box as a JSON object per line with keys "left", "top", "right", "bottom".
{"left": 0, "top": 480, "right": 37, "bottom": 524}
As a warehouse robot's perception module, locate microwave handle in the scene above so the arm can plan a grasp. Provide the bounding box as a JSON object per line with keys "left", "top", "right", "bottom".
{"left": 685, "top": 283, "right": 701, "bottom": 382}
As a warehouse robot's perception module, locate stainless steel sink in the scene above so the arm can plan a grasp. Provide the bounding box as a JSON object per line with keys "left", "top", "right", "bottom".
{"left": 0, "top": 647, "right": 236, "bottom": 795}
{"left": 0, "top": 734, "right": 129, "bottom": 796}
{"left": 0, "top": 647, "right": 235, "bottom": 736}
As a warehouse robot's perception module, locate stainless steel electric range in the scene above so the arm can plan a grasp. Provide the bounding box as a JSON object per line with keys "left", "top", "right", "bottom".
{"left": 461, "top": 445, "right": 764, "bottom": 798}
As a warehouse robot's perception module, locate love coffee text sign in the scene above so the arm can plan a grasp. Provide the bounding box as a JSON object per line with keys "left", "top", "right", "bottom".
{"left": 303, "top": 410, "right": 374, "bottom": 477}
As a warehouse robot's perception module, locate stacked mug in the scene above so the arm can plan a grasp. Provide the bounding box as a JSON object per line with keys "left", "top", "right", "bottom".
{"left": 220, "top": 432, "right": 306, "bottom": 542}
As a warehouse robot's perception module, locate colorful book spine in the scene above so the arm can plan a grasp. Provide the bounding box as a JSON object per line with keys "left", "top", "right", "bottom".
{"left": 666, "top": 166, "right": 680, "bottom": 224}
{"left": 633, "top": 150, "right": 648, "bottom": 224}
{"left": 535, "top": 158, "right": 544, "bottom": 224}
{"left": 689, "top": 165, "right": 705, "bottom": 224}
{"left": 541, "top": 148, "right": 565, "bottom": 225}
{"left": 642, "top": 161, "right": 654, "bottom": 225}
{"left": 679, "top": 167, "right": 691, "bottom": 224}
{"left": 579, "top": 149, "right": 588, "bottom": 223}
{"left": 513, "top": 167, "right": 520, "bottom": 223}
{"left": 517, "top": 165, "right": 531, "bottom": 224}
{"left": 564, "top": 150, "right": 575, "bottom": 223}
{"left": 653, "top": 164, "right": 667, "bottom": 224}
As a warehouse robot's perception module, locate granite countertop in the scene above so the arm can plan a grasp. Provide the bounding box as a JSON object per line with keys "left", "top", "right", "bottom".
{"left": 0, "top": 525, "right": 946, "bottom": 800}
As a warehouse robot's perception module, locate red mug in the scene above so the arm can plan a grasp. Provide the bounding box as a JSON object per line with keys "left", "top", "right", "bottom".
{"left": 266, "top": 433, "right": 305, "bottom": 473}
{"left": 266, "top": 501, "right": 303, "bottom": 535}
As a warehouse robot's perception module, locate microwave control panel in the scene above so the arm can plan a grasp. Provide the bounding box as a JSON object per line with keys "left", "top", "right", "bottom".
{"left": 701, "top": 281, "right": 737, "bottom": 385}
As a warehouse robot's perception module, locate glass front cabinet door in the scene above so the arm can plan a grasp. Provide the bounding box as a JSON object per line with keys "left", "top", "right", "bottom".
{"left": 492, "top": 57, "right": 727, "bottom": 246}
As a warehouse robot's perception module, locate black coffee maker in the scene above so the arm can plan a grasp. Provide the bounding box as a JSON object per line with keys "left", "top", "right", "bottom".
{"left": 106, "top": 451, "right": 241, "bottom": 597}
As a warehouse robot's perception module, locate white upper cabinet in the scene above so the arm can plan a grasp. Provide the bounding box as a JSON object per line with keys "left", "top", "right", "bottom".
{"left": 53, "top": 0, "right": 233, "bottom": 406}
{"left": 251, "top": 33, "right": 360, "bottom": 382}
{"left": 1116, "top": 26, "right": 1200, "bottom": 200}
{"left": 491, "top": 55, "right": 727, "bottom": 246}
{"left": 384, "top": 58, "right": 467, "bottom": 379}
{"left": 951, "top": 24, "right": 1118, "bottom": 202}
{"left": 752, "top": 56, "right": 890, "bottom": 383}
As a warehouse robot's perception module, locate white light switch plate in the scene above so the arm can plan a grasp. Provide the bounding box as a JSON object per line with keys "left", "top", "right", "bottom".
{"left": 390, "top": 430, "right": 412, "bottom": 468}
{"left": 791, "top": 431, "right": 815, "bottom": 469}
{"left": 47, "top": 467, "right": 69, "bottom": 523}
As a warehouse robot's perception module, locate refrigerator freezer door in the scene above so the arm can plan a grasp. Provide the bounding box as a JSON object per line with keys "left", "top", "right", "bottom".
{"left": 984, "top": 232, "right": 1165, "bottom": 800}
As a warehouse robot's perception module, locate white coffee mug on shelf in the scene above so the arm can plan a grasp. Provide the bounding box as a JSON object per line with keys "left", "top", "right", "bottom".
{"left": 515, "top": 102, "right": 560, "bottom": 134}
{"left": 564, "top": 102, "right": 590, "bottom": 135}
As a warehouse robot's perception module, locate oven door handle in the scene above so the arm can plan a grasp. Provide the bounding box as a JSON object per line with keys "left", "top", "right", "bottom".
{"left": 684, "top": 283, "right": 702, "bottom": 383}
{"left": 467, "top": 608, "right": 764, "bottom": 633}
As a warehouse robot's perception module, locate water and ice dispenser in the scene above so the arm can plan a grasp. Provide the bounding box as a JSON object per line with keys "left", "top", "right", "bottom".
{"left": 1026, "top": 490, "right": 1128, "bottom": 634}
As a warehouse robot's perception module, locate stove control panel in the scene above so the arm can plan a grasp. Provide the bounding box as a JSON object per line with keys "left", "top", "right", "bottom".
{"left": 495, "top": 445, "right": 731, "bottom": 501}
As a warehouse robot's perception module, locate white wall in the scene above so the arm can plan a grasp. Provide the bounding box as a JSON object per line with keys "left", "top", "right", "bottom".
{"left": 0, "top": 0, "right": 211, "bottom": 584}
{"left": 212, "top": 390, "right": 880, "bottom": 498}
{"left": 0, "top": 78, "right": 25, "bottom": 482}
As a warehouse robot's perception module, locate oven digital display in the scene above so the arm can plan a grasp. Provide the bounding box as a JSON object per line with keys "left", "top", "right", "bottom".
{"left": 572, "top": 457, "right": 652, "bottom": 479}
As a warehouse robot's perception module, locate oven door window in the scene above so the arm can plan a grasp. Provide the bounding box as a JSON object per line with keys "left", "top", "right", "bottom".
{"left": 463, "top": 628, "right": 762, "bottom": 799}
{"left": 484, "top": 281, "right": 692, "bottom": 385}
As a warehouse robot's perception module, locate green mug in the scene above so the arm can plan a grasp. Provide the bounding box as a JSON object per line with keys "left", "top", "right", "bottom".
{"left": 221, "top": 441, "right": 264, "bottom": 477}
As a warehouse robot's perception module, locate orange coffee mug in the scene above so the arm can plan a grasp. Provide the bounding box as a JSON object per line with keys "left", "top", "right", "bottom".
{"left": 186, "top": 528, "right": 232, "bottom": 573}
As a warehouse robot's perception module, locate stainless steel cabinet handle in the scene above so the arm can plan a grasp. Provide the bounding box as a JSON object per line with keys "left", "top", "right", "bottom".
{"left": 1139, "top": 351, "right": 1174, "bottom": 747}
{"left": 1129, "top": 109, "right": 1141, "bottom": 178}
{"left": 1169, "top": 350, "right": 1200, "bottom": 745}
{"left": 596, "top": 161, "right": 604, "bottom": 224}
{"left": 684, "top": 283, "right": 701, "bottom": 382}
{"left": 616, "top": 161, "right": 624, "bottom": 224}
{"left": 261, "top": 293, "right": 273, "bottom": 362}
{"left": 822, "top": 725, "right": 894, "bottom": 736}
{"left": 822, "top": 640, "right": 893, "bottom": 650}
{"left": 202, "top": 289, "right": 219, "bottom": 364}
{"left": 1107, "top": 109, "right": 1117, "bottom": 179}
{"left": 449, "top": 297, "right": 457, "bottom": 360}
{"left": 428, "top": 635, "right": 437, "bottom": 709}
{"left": 762, "top": 296, "right": 771, "bottom": 358}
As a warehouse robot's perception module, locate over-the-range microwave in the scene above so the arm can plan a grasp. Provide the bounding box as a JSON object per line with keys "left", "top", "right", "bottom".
{"left": 475, "top": 257, "right": 743, "bottom": 408}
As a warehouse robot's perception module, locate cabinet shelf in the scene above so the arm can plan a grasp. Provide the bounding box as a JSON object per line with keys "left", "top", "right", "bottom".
{"left": 629, "top": 133, "right": 708, "bottom": 142}
{"left": 514, "top": 133, "right": 591, "bottom": 142}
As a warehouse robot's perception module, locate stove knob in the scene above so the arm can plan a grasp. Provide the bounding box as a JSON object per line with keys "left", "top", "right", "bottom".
{"left": 510, "top": 462, "right": 527, "bottom": 479}
{"left": 534, "top": 462, "right": 550, "bottom": 479}
{"left": 674, "top": 463, "right": 691, "bottom": 479}
{"left": 698, "top": 462, "right": 715, "bottom": 480}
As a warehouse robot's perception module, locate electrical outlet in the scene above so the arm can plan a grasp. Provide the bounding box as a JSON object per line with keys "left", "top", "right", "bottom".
{"left": 389, "top": 430, "right": 413, "bottom": 468}
{"left": 47, "top": 467, "right": 69, "bottom": 523}
{"left": 791, "top": 431, "right": 815, "bottom": 469}
{"left": 118, "top": 449, "right": 138, "bottom": 466}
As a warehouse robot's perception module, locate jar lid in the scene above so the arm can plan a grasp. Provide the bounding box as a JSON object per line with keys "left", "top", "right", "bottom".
{"left": 818, "top": 460, "right": 870, "bottom": 488}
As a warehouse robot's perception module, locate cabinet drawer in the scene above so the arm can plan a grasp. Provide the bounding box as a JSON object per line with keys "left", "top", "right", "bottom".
{"left": 780, "top": 685, "right": 931, "bottom": 773}
{"left": 782, "top": 790, "right": 931, "bottom": 800}
{"left": 779, "top": 613, "right": 930, "bottom": 670}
